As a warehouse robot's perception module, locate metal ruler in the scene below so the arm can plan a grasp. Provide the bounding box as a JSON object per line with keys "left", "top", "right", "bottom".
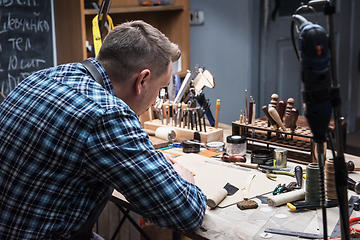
{"left": 264, "top": 228, "right": 323, "bottom": 239}
{"left": 329, "top": 195, "right": 359, "bottom": 238}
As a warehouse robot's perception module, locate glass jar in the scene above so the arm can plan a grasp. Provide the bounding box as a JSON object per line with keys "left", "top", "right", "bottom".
{"left": 226, "top": 135, "right": 246, "bottom": 156}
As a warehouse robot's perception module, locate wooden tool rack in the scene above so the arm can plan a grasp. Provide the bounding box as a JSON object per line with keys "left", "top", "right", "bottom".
{"left": 232, "top": 119, "right": 314, "bottom": 164}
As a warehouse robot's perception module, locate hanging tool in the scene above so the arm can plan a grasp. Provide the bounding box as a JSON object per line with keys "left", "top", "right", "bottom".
{"left": 92, "top": 0, "right": 113, "bottom": 56}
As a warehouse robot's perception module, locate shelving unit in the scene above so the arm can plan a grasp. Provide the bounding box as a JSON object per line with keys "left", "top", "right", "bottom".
{"left": 53, "top": 0, "right": 190, "bottom": 77}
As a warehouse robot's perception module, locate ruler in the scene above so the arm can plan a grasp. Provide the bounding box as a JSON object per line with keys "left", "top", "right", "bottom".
{"left": 204, "top": 159, "right": 251, "bottom": 172}
{"left": 264, "top": 228, "right": 323, "bottom": 239}
{"left": 329, "top": 195, "right": 359, "bottom": 238}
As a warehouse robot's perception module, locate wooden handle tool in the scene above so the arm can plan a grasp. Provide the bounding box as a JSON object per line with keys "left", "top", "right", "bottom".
{"left": 244, "top": 90, "right": 248, "bottom": 124}
{"left": 277, "top": 100, "right": 286, "bottom": 121}
{"left": 284, "top": 98, "right": 295, "bottom": 128}
{"left": 262, "top": 105, "right": 279, "bottom": 130}
{"left": 215, "top": 99, "right": 220, "bottom": 128}
{"left": 289, "top": 108, "right": 299, "bottom": 132}
{"left": 268, "top": 107, "right": 287, "bottom": 131}
{"left": 270, "top": 93, "right": 278, "bottom": 109}
{"left": 248, "top": 96, "right": 254, "bottom": 124}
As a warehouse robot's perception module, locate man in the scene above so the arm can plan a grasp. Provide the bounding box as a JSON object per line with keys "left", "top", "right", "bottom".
{"left": 0, "top": 20, "right": 207, "bottom": 239}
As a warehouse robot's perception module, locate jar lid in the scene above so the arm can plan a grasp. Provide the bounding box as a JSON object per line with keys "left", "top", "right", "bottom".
{"left": 226, "top": 135, "right": 246, "bottom": 144}
{"left": 182, "top": 140, "right": 201, "bottom": 148}
{"left": 206, "top": 141, "right": 225, "bottom": 150}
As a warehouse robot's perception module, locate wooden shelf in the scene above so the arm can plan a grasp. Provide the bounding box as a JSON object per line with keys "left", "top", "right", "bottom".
{"left": 84, "top": 5, "right": 185, "bottom": 15}
{"left": 54, "top": 0, "right": 190, "bottom": 72}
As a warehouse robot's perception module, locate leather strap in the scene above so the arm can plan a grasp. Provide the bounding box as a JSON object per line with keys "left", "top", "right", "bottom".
{"left": 81, "top": 59, "right": 105, "bottom": 88}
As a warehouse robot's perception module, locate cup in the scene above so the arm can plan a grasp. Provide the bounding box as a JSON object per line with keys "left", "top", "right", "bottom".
{"left": 274, "top": 148, "right": 287, "bottom": 168}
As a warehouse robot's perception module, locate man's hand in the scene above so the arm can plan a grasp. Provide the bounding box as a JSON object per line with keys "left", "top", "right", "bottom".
{"left": 163, "top": 153, "right": 195, "bottom": 184}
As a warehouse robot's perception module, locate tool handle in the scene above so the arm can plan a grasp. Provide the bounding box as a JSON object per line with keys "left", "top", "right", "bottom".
{"left": 289, "top": 108, "right": 299, "bottom": 132}
{"left": 206, "top": 188, "right": 228, "bottom": 209}
{"left": 221, "top": 154, "right": 246, "bottom": 163}
{"left": 248, "top": 97, "right": 253, "bottom": 124}
{"left": 262, "top": 105, "right": 278, "bottom": 130}
{"left": 277, "top": 100, "right": 286, "bottom": 121}
{"left": 295, "top": 165, "right": 303, "bottom": 188}
{"left": 268, "top": 107, "right": 287, "bottom": 131}
{"left": 348, "top": 177, "right": 360, "bottom": 194}
{"left": 215, "top": 99, "right": 220, "bottom": 128}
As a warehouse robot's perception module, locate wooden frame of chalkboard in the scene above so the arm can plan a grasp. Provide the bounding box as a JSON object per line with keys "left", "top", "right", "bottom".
{"left": 0, "top": 0, "right": 57, "bottom": 97}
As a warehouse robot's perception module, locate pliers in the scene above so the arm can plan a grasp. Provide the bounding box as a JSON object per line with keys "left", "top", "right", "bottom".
{"left": 272, "top": 182, "right": 297, "bottom": 195}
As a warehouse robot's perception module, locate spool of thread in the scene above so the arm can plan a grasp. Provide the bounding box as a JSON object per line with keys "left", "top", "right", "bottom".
{"left": 305, "top": 163, "right": 320, "bottom": 202}
{"left": 155, "top": 127, "right": 176, "bottom": 142}
{"left": 267, "top": 189, "right": 305, "bottom": 207}
{"left": 325, "top": 159, "right": 337, "bottom": 199}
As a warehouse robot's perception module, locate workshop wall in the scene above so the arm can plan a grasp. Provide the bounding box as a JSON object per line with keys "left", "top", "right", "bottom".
{"left": 190, "top": 0, "right": 261, "bottom": 126}
{"left": 190, "top": 0, "right": 360, "bottom": 133}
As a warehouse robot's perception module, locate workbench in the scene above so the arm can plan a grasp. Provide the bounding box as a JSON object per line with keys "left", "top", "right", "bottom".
{"left": 109, "top": 145, "right": 360, "bottom": 239}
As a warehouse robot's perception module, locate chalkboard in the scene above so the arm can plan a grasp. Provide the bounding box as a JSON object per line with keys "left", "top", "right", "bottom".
{"left": 0, "top": 0, "right": 56, "bottom": 97}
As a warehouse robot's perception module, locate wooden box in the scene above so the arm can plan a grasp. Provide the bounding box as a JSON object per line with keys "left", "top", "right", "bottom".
{"left": 144, "top": 119, "right": 223, "bottom": 144}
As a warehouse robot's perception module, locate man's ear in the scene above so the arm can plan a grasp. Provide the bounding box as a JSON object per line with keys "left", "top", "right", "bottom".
{"left": 135, "top": 69, "right": 151, "bottom": 95}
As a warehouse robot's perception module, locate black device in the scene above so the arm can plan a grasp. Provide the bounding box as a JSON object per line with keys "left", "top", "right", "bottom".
{"left": 291, "top": 1, "right": 349, "bottom": 239}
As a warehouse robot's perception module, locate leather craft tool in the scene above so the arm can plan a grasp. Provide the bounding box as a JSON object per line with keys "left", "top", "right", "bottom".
{"left": 284, "top": 98, "right": 295, "bottom": 128}
{"left": 264, "top": 228, "right": 323, "bottom": 239}
{"left": 348, "top": 177, "right": 360, "bottom": 194}
{"left": 239, "top": 110, "right": 243, "bottom": 123}
{"left": 242, "top": 174, "right": 256, "bottom": 200}
{"left": 248, "top": 96, "right": 254, "bottom": 125}
{"left": 244, "top": 90, "right": 248, "bottom": 124}
{"left": 268, "top": 107, "right": 287, "bottom": 131}
{"left": 206, "top": 183, "right": 239, "bottom": 209}
{"left": 277, "top": 100, "right": 286, "bottom": 121}
{"left": 289, "top": 108, "right": 298, "bottom": 133}
{"left": 214, "top": 99, "right": 220, "bottom": 128}
{"left": 270, "top": 93, "right": 278, "bottom": 109}
{"left": 173, "top": 67, "right": 196, "bottom": 104}
{"left": 159, "top": 109, "right": 164, "bottom": 125}
{"left": 221, "top": 154, "right": 246, "bottom": 163}
{"left": 165, "top": 106, "right": 169, "bottom": 125}
{"left": 287, "top": 199, "right": 338, "bottom": 211}
{"left": 262, "top": 105, "right": 279, "bottom": 130}
{"left": 267, "top": 189, "right": 305, "bottom": 207}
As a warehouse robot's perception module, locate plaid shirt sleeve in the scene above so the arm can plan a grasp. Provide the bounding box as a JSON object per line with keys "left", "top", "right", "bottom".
{"left": 84, "top": 105, "right": 207, "bottom": 232}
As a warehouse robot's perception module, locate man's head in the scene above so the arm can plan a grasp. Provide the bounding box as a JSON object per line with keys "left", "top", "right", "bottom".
{"left": 96, "top": 20, "right": 181, "bottom": 115}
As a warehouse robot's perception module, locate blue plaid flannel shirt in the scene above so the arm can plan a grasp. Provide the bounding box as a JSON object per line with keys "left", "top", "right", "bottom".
{"left": 0, "top": 58, "right": 207, "bottom": 239}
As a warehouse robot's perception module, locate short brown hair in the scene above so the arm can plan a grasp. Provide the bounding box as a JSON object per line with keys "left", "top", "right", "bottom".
{"left": 96, "top": 20, "right": 181, "bottom": 82}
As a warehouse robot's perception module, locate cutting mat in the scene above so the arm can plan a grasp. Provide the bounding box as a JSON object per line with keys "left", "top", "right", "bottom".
{"left": 176, "top": 154, "right": 293, "bottom": 207}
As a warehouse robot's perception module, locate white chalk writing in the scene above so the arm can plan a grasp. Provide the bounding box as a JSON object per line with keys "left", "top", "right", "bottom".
{"left": 0, "top": 0, "right": 37, "bottom": 7}
{"left": 1, "top": 12, "right": 49, "bottom": 33}
{"left": 8, "top": 37, "right": 31, "bottom": 51}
